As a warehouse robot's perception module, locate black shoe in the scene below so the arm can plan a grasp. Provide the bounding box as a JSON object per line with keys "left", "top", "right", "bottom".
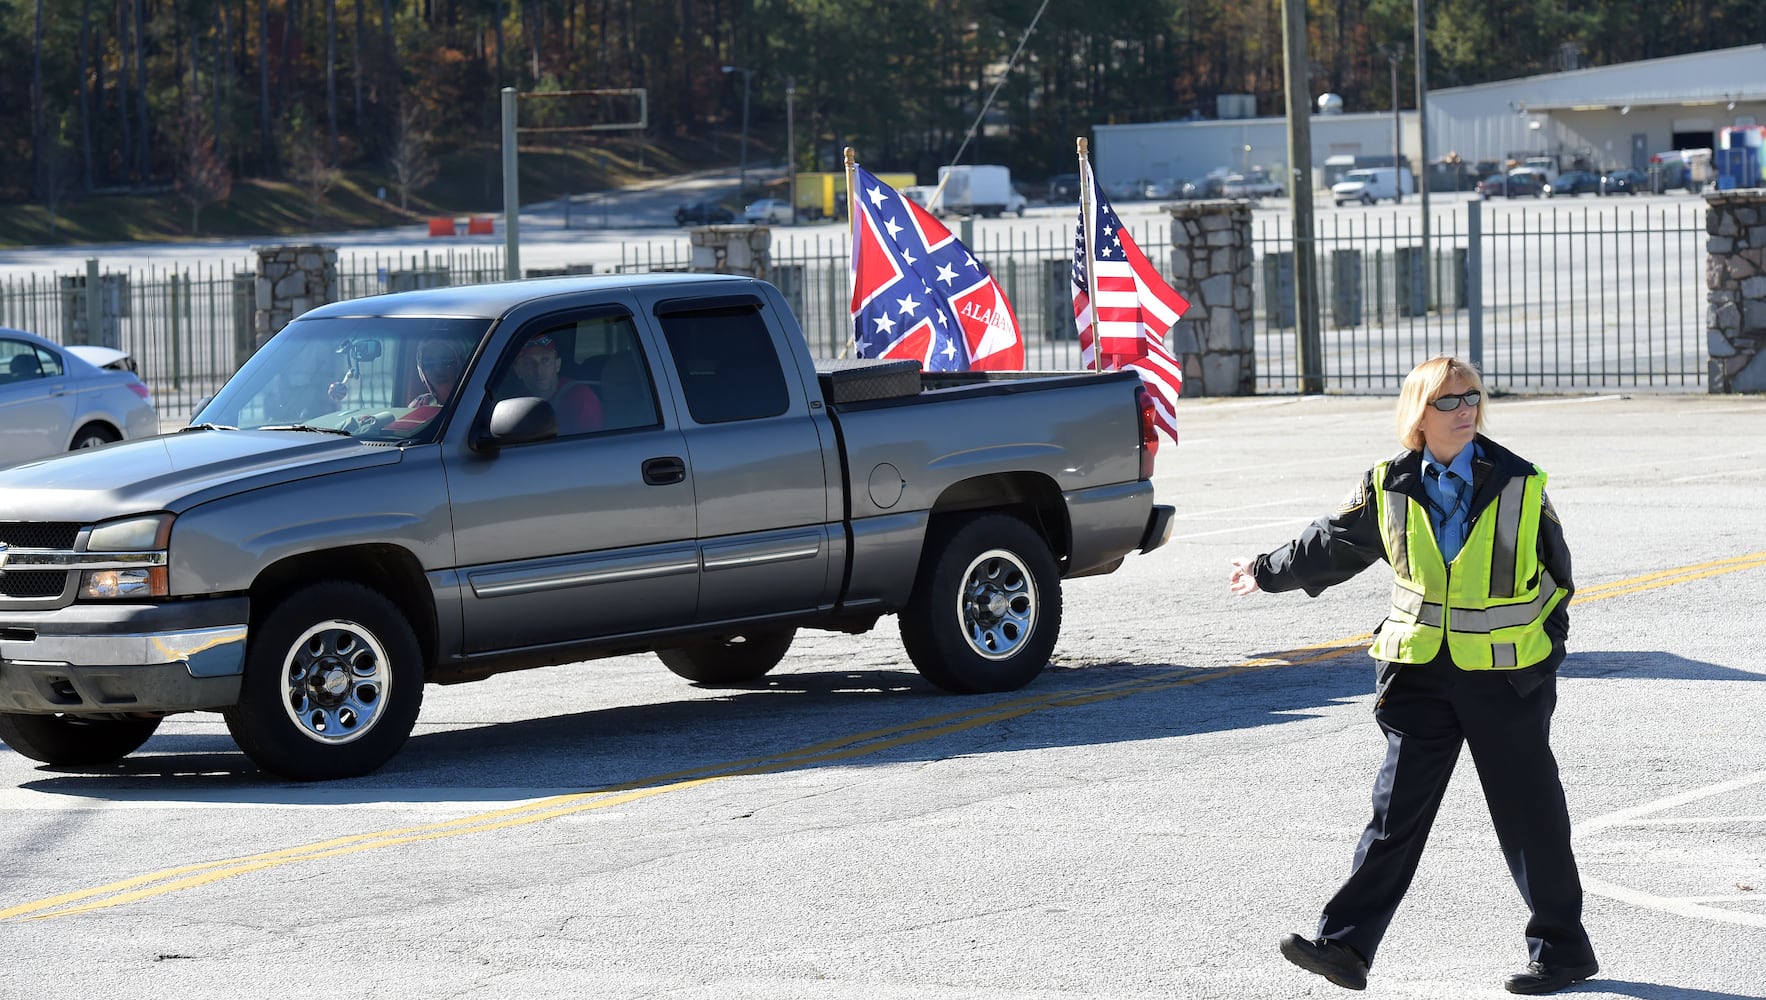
{"left": 1504, "top": 959, "right": 1599, "bottom": 995}
{"left": 1279, "top": 933, "right": 1369, "bottom": 991}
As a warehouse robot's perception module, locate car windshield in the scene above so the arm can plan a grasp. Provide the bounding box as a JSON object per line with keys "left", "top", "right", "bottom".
{"left": 1344, "top": 171, "right": 1375, "bottom": 182}
{"left": 193, "top": 316, "right": 490, "bottom": 443}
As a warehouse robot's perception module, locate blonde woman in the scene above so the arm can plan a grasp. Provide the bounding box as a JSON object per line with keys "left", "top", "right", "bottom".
{"left": 1229, "top": 356, "right": 1596, "bottom": 995}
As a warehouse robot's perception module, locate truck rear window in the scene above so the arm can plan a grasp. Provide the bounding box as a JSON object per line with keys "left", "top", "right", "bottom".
{"left": 656, "top": 306, "right": 789, "bottom": 424}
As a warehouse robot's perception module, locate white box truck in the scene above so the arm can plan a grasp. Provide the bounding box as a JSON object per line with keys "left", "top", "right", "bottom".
{"left": 1331, "top": 166, "right": 1415, "bottom": 205}
{"left": 934, "top": 165, "right": 1026, "bottom": 218}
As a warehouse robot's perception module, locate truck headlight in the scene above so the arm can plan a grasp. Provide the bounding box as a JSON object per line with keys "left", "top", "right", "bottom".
{"left": 82, "top": 568, "right": 165, "bottom": 599}
{"left": 80, "top": 514, "right": 172, "bottom": 599}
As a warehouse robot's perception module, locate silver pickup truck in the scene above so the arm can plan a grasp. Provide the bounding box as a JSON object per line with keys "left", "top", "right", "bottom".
{"left": 0, "top": 274, "right": 1171, "bottom": 780}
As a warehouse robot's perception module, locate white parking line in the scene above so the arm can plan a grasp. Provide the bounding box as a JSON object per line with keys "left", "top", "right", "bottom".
{"left": 1575, "top": 770, "right": 1766, "bottom": 928}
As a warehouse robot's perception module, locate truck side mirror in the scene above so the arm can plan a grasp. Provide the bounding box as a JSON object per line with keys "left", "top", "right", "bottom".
{"left": 472, "top": 396, "right": 557, "bottom": 451}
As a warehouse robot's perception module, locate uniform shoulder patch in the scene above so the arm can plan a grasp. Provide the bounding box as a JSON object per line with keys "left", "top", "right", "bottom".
{"left": 1540, "top": 489, "right": 1560, "bottom": 524}
{"left": 1336, "top": 479, "right": 1368, "bottom": 514}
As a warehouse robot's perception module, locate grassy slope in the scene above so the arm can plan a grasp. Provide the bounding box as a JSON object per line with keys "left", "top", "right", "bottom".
{"left": 0, "top": 131, "right": 750, "bottom": 249}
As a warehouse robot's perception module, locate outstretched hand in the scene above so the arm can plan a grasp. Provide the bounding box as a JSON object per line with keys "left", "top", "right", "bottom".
{"left": 1228, "top": 557, "right": 1261, "bottom": 596}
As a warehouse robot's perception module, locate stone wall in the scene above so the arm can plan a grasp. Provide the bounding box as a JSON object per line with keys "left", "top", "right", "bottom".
{"left": 688, "top": 225, "right": 772, "bottom": 279}
{"left": 253, "top": 245, "right": 337, "bottom": 353}
{"left": 1707, "top": 191, "right": 1766, "bottom": 393}
{"left": 1165, "top": 201, "right": 1255, "bottom": 396}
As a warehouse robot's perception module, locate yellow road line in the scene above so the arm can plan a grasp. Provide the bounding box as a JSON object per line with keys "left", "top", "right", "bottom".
{"left": 5, "top": 550, "right": 1762, "bottom": 922}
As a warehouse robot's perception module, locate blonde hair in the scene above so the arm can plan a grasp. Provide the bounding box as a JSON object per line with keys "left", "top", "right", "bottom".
{"left": 1395, "top": 355, "right": 1489, "bottom": 451}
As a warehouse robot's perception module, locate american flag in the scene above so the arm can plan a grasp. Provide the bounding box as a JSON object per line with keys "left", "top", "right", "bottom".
{"left": 850, "top": 165, "right": 1024, "bottom": 371}
{"left": 1072, "top": 156, "right": 1188, "bottom": 440}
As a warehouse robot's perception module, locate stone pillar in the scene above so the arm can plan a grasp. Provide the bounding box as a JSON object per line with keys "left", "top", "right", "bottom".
{"left": 253, "top": 245, "right": 338, "bottom": 354}
{"left": 1707, "top": 191, "right": 1766, "bottom": 393}
{"left": 688, "top": 225, "right": 772, "bottom": 280}
{"left": 1165, "top": 200, "right": 1255, "bottom": 396}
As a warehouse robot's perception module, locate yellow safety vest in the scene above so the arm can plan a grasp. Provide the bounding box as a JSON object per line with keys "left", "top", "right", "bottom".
{"left": 1369, "top": 459, "right": 1566, "bottom": 669}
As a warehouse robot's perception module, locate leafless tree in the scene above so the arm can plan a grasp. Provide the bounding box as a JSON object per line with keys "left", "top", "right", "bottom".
{"left": 388, "top": 104, "right": 440, "bottom": 211}
{"left": 176, "top": 107, "right": 233, "bottom": 234}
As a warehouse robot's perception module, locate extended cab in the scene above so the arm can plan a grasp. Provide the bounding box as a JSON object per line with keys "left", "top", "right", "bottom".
{"left": 0, "top": 274, "right": 1172, "bottom": 780}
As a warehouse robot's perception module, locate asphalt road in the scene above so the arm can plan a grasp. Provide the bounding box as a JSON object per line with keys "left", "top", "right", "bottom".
{"left": 2, "top": 392, "right": 1762, "bottom": 999}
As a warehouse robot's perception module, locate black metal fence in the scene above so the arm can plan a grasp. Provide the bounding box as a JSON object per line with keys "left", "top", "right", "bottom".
{"left": 0, "top": 200, "right": 1711, "bottom": 425}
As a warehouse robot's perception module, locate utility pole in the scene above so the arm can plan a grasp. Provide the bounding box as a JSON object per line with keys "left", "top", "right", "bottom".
{"left": 1414, "top": 0, "right": 1431, "bottom": 309}
{"left": 1282, "top": 0, "right": 1322, "bottom": 393}
{"left": 501, "top": 87, "right": 519, "bottom": 279}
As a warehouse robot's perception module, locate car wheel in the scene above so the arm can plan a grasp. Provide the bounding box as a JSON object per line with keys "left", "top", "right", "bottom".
{"left": 70, "top": 424, "right": 119, "bottom": 450}
{"left": 657, "top": 629, "right": 797, "bottom": 685}
{"left": 223, "top": 581, "right": 424, "bottom": 781}
{"left": 0, "top": 713, "right": 162, "bottom": 766}
{"left": 899, "top": 513, "right": 1062, "bottom": 694}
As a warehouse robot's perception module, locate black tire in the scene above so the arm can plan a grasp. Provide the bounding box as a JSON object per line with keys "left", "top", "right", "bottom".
{"left": 657, "top": 628, "right": 797, "bottom": 684}
{"left": 70, "top": 423, "right": 119, "bottom": 450}
{"left": 899, "top": 514, "right": 1062, "bottom": 694}
{"left": 0, "top": 713, "right": 161, "bottom": 766}
{"left": 223, "top": 582, "right": 424, "bottom": 781}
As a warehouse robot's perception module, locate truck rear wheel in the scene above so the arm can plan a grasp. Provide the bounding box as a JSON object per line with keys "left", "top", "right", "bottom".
{"left": 0, "top": 713, "right": 161, "bottom": 766}
{"left": 657, "top": 629, "right": 796, "bottom": 684}
{"left": 224, "top": 582, "right": 424, "bottom": 781}
{"left": 900, "top": 514, "right": 1061, "bottom": 694}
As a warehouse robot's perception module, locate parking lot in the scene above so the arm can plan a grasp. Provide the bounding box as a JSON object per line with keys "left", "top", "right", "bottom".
{"left": 2, "top": 391, "right": 1761, "bottom": 999}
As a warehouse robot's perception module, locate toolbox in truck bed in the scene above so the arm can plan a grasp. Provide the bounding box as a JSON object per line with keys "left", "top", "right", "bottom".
{"left": 814, "top": 358, "right": 923, "bottom": 404}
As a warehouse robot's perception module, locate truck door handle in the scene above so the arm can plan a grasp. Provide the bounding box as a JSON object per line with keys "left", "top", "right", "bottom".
{"left": 642, "top": 456, "right": 686, "bottom": 486}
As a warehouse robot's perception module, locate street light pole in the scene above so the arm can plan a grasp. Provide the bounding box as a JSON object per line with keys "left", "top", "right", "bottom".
{"left": 1382, "top": 43, "right": 1405, "bottom": 205}
{"left": 722, "top": 65, "right": 753, "bottom": 201}
{"left": 786, "top": 77, "right": 797, "bottom": 225}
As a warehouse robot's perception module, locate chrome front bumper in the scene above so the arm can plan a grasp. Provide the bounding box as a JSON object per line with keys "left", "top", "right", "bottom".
{"left": 0, "top": 599, "right": 248, "bottom": 714}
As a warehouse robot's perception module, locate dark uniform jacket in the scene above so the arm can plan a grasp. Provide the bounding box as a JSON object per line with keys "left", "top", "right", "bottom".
{"left": 1250, "top": 434, "right": 1573, "bottom": 697}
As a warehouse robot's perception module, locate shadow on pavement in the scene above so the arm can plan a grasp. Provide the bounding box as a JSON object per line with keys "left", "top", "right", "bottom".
{"left": 14, "top": 646, "right": 1745, "bottom": 802}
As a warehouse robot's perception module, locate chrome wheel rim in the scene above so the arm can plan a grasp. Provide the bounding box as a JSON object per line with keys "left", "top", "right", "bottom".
{"left": 956, "top": 548, "right": 1037, "bottom": 661}
{"left": 280, "top": 620, "right": 390, "bottom": 745}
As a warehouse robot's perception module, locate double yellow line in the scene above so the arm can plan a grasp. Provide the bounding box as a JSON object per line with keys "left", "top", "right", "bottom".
{"left": 4, "top": 552, "right": 1761, "bottom": 922}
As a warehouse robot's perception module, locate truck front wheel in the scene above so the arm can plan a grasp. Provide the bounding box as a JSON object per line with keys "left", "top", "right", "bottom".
{"left": 657, "top": 629, "right": 796, "bottom": 684}
{"left": 900, "top": 514, "right": 1062, "bottom": 694}
{"left": 0, "top": 713, "right": 161, "bottom": 766}
{"left": 224, "top": 582, "right": 424, "bottom": 781}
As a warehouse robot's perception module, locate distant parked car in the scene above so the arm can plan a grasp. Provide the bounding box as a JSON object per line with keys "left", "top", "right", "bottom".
{"left": 1600, "top": 168, "right": 1648, "bottom": 195}
{"left": 742, "top": 198, "right": 792, "bottom": 224}
{"left": 1142, "top": 177, "right": 1185, "bottom": 200}
{"left": 1546, "top": 170, "right": 1602, "bottom": 197}
{"left": 0, "top": 326, "right": 157, "bottom": 468}
{"left": 674, "top": 201, "right": 734, "bottom": 226}
{"left": 1477, "top": 173, "right": 1544, "bottom": 199}
{"left": 1221, "top": 170, "right": 1284, "bottom": 198}
{"left": 1046, "top": 173, "right": 1081, "bottom": 202}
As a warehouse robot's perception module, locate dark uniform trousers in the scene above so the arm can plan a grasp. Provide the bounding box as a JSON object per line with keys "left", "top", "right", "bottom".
{"left": 1317, "top": 651, "right": 1597, "bottom": 968}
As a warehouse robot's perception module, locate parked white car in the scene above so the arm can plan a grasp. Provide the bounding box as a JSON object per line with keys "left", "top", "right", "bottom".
{"left": 0, "top": 327, "right": 157, "bottom": 468}
{"left": 742, "top": 198, "right": 792, "bottom": 224}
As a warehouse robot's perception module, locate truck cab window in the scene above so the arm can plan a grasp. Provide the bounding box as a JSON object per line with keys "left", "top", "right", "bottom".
{"left": 656, "top": 306, "right": 789, "bottom": 424}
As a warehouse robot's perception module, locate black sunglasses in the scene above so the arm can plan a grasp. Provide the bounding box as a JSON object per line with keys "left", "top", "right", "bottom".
{"left": 1429, "top": 390, "right": 1481, "bottom": 412}
{"left": 420, "top": 354, "right": 462, "bottom": 373}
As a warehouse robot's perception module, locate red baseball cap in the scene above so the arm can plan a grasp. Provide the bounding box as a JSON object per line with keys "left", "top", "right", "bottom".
{"left": 518, "top": 333, "right": 558, "bottom": 357}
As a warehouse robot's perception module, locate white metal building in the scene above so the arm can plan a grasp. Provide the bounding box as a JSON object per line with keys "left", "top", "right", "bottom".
{"left": 1093, "top": 43, "right": 1766, "bottom": 191}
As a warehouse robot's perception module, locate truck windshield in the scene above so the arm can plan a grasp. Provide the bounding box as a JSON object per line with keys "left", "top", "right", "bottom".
{"left": 193, "top": 316, "right": 491, "bottom": 443}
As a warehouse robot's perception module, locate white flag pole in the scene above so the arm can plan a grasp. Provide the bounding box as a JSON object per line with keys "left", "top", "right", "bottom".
{"left": 1078, "top": 137, "right": 1103, "bottom": 373}
{"left": 842, "top": 146, "right": 859, "bottom": 359}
